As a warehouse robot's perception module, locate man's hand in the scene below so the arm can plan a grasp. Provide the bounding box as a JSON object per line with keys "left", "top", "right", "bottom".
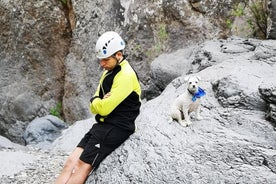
{"left": 103, "top": 92, "right": 111, "bottom": 99}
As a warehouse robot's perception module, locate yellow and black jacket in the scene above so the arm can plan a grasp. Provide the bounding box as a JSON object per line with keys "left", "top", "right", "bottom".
{"left": 90, "top": 59, "right": 141, "bottom": 132}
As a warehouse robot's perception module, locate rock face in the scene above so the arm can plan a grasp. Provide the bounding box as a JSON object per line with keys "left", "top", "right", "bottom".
{"left": 0, "top": 0, "right": 71, "bottom": 143}
{"left": 0, "top": 37, "right": 276, "bottom": 184}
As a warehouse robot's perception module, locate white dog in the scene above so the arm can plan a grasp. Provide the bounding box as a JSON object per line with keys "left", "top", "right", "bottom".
{"left": 171, "top": 75, "right": 206, "bottom": 127}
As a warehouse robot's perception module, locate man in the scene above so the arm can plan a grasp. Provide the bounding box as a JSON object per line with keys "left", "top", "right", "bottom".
{"left": 55, "top": 31, "right": 141, "bottom": 184}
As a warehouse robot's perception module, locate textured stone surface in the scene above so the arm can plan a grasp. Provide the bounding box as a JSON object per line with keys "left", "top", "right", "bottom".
{"left": 0, "top": 37, "right": 276, "bottom": 184}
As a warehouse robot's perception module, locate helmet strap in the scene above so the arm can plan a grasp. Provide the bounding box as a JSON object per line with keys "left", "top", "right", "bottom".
{"left": 112, "top": 51, "right": 124, "bottom": 65}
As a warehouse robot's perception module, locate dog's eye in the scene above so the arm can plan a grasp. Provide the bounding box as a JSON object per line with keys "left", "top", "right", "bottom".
{"left": 195, "top": 81, "right": 198, "bottom": 83}
{"left": 189, "top": 82, "right": 192, "bottom": 84}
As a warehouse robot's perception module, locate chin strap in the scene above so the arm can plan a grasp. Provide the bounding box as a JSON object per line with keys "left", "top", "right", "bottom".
{"left": 192, "top": 87, "right": 206, "bottom": 102}
{"left": 114, "top": 55, "right": 125, "bottom": 66}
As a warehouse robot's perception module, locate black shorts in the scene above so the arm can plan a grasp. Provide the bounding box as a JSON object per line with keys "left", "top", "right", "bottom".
{"left": 77, "top": 123, "right": 131, "bottom": 170}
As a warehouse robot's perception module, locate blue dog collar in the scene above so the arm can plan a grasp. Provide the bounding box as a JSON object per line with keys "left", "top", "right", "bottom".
{"left": 192, "top": 87, "right": 206, "bottom": 102}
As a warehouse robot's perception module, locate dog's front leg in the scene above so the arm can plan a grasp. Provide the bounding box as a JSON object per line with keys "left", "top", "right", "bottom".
{"left": 182, "top": 109, "right": 192, "bottom": 126}
{"left": 195, "top": 106, "right": 202, "bottom": 120}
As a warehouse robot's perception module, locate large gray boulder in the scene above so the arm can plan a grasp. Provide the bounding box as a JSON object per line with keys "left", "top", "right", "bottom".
{"left": 84, "top": 39, "right": 276, "bottom": 184}
{"left": 24, "top": 115, "right": 68, "bottom": 149}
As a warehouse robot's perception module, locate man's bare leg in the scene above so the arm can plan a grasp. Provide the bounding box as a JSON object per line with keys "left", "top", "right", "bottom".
{"left": 55, "top": 147, "right": 84, "bottom": 184}
{"left": 66, "top": 159, "right": 93, "bottom": 184}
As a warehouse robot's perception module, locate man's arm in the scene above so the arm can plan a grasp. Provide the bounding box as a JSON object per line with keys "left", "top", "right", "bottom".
{"left": 90, "top": 72, "right": 133, "bottom": 116}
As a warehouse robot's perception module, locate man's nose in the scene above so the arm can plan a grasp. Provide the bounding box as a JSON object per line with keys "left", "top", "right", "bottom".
{"left": 100, "top": 60, "right": 106, "bottom": 66}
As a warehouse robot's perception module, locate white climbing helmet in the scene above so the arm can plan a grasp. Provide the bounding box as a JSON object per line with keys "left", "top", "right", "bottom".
{"left": 95, "top": 31, "right": 125, "bottom": 59}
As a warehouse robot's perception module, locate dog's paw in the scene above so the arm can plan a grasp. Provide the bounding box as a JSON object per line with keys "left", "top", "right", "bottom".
{"left": 179, "top": 121, "right": 187, "bottom": 127}
{"left": 180, "top": 120, "right": 192, "bottom": 127}
{"left": 186, "top": 120, "right": 193, "bottom": 126}
{"left": 196, "top": 115, "right": 203, "bottom": 120}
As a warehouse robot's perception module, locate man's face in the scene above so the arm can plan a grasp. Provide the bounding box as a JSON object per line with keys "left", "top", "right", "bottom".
{"left": 100, "top": 56, "right": 118, "bottom": 71}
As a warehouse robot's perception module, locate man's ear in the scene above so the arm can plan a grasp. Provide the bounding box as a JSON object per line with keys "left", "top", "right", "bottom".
{"left": 116, "top": 51, "right": 123, "bottom": 58}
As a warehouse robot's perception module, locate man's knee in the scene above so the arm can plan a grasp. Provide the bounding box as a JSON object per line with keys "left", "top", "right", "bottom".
{"left": 74, "top": 159, "right": 92, "bottom": 176}
{"left": 64, "top": 147, "right": 84, "bottom": 168}
{"left": 63, "top": 157, "right": 75, "bottom": 169}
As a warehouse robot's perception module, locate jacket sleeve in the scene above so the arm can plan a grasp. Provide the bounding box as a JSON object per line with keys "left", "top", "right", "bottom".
{"left": 90, "top": 71, "right": 134, "bottom": 116}
{"left": 93, "top": 71, "right": 106, "bottom": 98}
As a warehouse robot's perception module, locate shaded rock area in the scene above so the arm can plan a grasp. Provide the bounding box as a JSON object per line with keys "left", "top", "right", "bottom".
{"left": 268, "top": 0, "right": 276, "bottom": 39}
{"left": 0, "top": 37, "right": 275, "bottom": 183}
{"left": 0, "top": 0, "right": 72, "bottom": 144}
{"left": 259, "top": 83, "right": 276, "bottom": 124}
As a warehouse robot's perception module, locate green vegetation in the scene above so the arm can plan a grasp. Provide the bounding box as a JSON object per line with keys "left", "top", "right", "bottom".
{"left": 50, "top": 102, "right": 63, "bottom": 119}
{"left": 226, "top": 0, "right": 269, "bottom": 38}
{"left": 248, "top": 0, "right": 268, "bottom": 37}
{"left": 226, "top": 19, "right": 233, "bottom": 29}
{"left": 146, "top": 23, "right": 169, "bottom": 58}
{"left": 232, "top": 4, "right": 245, "bottom": 17}
{"left": 60, "top": 0, "right": 67, "bottom": 4}
{"left": 247, "top": 18, "right": 256, "bottom": 34}
{"left": 132, "top": 44, "right": 142, "bottom": 53}
{"left": 157, "top": 23, "right": 169, "bottom": 43}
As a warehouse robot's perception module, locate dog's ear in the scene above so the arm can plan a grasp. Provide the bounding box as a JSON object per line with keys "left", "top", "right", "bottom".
{"left": 196, "top": 76, "right": 201, "bottom": 81}
{"left": 184, "top": 76, "right": 190, "bottom": 83}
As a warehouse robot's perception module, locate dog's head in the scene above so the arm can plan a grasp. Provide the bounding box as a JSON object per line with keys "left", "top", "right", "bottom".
{"left": 184, "top": 75, "right": 201, "bottom": 94}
